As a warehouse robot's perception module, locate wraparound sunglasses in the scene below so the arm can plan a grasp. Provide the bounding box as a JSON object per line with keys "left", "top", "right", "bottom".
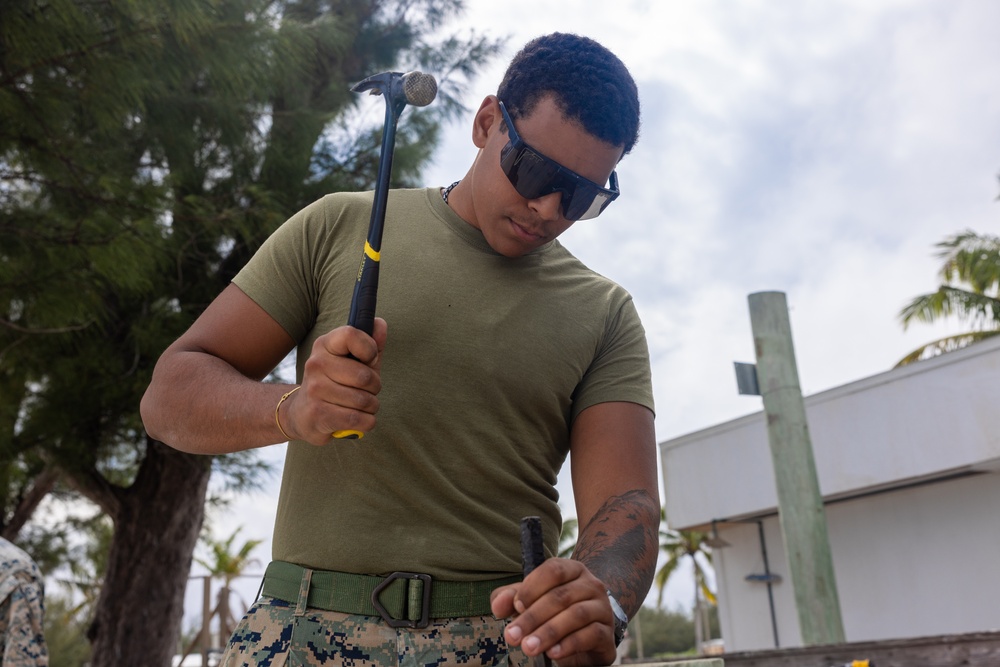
{"left": 498, "top": 101, "right": 620, "bottom": 221}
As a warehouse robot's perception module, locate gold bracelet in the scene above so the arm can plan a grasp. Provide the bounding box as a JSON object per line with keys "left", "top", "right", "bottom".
{"left": 274, "top": 386, "right": 300, "bottom": 441}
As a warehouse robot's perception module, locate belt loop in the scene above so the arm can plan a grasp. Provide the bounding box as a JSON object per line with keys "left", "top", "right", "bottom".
{"left": 407, "top": 577, "right": 425, "bottom": 623}
{"left": 295, "top": 567, "right": 313, "bottom": 617}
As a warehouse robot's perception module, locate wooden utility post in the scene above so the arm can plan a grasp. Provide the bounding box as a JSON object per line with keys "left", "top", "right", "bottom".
{"left": 176, "top": 575, "right": 216, "bottom": 666}
{"left": 201, "top": 575, "right": 212, "bottom": 666}
{"left": 747, "top": 291, "right": 845, "bottom": 646}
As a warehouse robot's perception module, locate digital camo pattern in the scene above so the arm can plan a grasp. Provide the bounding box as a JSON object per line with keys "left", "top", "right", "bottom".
{"left": 221, "top": 597, "right": 529, "bottom": 667}
{"left": 0, "top": 538, "right": 48, "bottom": 666}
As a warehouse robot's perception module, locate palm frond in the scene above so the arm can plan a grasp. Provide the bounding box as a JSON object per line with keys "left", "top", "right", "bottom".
{"left": 935, "top": 230, "right": 1000, "bottom": 292}
{"left": 700, "top": 578, "right": 718, "bottom": 606}
{"left": 895, "top": 330, "right": 1000, "bottom": 366}
{"left": 898, "top": 229, "right": 1000, "bottom": 365}
{"left": 195, "top": 525, "right": 263, "bottom": 580}
{"left": 899, "top": 286, "right": 1000, "bottom": 330}
{"left": 653, "top": 556, "right": 682, "bottom": 609}
{"left": 557, "top": 518, "right": 579, "bottom": 559}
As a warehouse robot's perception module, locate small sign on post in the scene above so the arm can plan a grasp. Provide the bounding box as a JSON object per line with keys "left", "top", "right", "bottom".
{"left": 733, "top": 362, "right": 761, "bottom": 396}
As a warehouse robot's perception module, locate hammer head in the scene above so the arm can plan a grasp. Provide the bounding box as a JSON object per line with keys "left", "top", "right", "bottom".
{"left": 351, "top": 71, "right": 438, "bottom": 107}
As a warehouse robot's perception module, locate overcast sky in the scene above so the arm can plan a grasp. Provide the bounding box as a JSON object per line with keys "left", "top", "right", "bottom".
{"left": 194, "top": 0, "right": 1000, "bottom": 622}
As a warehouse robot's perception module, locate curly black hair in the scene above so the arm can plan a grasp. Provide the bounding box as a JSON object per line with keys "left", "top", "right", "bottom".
{"left": 497, "top": 33, "right": 641, "bottom": 155}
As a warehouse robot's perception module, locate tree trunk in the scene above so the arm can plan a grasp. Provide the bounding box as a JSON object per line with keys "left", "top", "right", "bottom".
{"left": 219, "top": 583, "right": 234, "bottom": 643}
{"left": 87, "top": 438, "right": 212, "bottom": 667}
{"left": 693, "top": 568, "right": 704, "bottom": 653}
{"left": 634, "top": 611, "right": 644, "bottom": 660}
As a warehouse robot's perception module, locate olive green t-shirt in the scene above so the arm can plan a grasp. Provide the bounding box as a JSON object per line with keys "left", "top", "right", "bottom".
{"left": 233, "top": 187, "right": 654, "bottom": 580}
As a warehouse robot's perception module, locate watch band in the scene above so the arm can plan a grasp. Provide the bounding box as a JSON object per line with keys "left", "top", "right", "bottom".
{"left": 606, "top": 590, "right": 628, "bottom": 647}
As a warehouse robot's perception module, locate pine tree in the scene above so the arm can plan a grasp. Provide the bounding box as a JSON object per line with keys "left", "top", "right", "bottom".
{"left": 1, "top": 1, "right": 499, "bottom": 663}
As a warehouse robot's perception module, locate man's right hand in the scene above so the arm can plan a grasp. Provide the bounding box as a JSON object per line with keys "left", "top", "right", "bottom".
{"left": 279, "top": 319, "right": 387, "bottom": 445}
{"left": 142, "top": 284, "right": 387, "bottom": 455}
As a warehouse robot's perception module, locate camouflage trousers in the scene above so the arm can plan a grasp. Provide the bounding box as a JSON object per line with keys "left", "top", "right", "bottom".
{"left": 219, "top": 596, "right": 530, "bottom": 667}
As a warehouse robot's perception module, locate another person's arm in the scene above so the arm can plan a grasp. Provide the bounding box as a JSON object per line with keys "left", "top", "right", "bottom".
{"left": 141, "top": 283, "right": 386, "bottom": 454}
{"left": 1, "top": 544, "right": 50, "bottom": 665}
{"left": 491, "top": 401, "right": 659, "bottom": 666}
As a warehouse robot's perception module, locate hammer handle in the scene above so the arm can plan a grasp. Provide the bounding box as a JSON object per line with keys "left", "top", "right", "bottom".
{"left": 519, "top": 517, "right": 552, "bottom": 667}
{"left": 520, "top": 516, "right": 545, "bottom": 577}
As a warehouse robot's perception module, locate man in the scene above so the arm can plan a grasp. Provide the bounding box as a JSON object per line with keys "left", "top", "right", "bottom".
{"left": 0, "top": 538, "right": 48, "bottom": 666}
{"left": 142, "top": 32, "right": 659, "bottom": 667}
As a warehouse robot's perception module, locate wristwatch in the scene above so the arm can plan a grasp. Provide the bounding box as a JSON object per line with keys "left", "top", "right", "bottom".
{"left": 606, "top": 591, "right": 628, "bottom": 647}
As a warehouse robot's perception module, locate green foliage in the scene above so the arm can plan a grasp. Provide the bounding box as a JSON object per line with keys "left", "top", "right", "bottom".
{"left": 557, "top": 517, "right": 578, "bottom": 558}
{"left": 654, "top": 515, "right": 716, "bottom": 610}
{"left": 898, "top": 216, "right": 1000, "bottom": 365}
{"left": 195, "top": 524, "right": 263, "bottom": 583}
{"left": 627, "top": 604, "right": 720, "bottom": 659}
{"left": 32, "top": 510, "right": 110, "bottom": 666}
{"left": 11, "top": 515, "right": 73, "bottom": 576}
{"left": 55, "top": 512, "right": 113, "bottom": 621}
{"left": 43, "top": 596, "right": 92, "bottom": 667}
{"left": 1, "top": 0, "right": 501, "bottom": 522}
{"left": 632, "top": 605, "right": 696, "bottom": 657}
{"left": 1, "top": 0, "right": 502, "bottom": 657}
{"left": 652, "top": 507, "right": 718, "bottom": 653}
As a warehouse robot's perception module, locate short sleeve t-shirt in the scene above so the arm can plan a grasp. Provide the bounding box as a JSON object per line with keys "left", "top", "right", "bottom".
{"left": 233, "top": 187, "right": 654, "bottom": 580}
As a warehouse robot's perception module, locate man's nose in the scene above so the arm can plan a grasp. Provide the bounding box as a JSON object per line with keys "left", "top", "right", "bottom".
{"left": 528, "top": 192, "right": 564, "bottom": 221}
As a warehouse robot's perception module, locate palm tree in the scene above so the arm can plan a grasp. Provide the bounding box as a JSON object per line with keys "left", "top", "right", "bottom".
{"left": 183, "top": 525, "right": 263, "bottom": 660}
{"left": 898, "top": 229, "right": 1000, "bottom": 365}
{"left": 654, "top": 512, "right": 717, "bottom": 654}
{"left": 197, "top": 525, "right": 263, "bottom": 577}
{"left": 557, "top": 517, "right": 579, "bottom": 558}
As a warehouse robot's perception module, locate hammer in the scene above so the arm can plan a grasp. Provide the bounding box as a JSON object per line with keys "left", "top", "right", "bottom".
{"left": 332, "top": 70, "right": 437, "bottom": 440}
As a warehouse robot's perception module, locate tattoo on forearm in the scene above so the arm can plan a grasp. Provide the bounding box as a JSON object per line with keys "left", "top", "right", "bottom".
{"left": 573, "top": 489, "right": 659, "bottom": 616}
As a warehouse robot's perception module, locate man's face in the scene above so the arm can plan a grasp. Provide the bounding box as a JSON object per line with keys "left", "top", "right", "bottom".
{"left": 465, "top": 95, "right": 624, "bottom": 258}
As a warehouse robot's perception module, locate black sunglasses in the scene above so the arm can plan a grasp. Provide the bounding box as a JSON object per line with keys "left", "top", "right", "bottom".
{"left": 498, "top": 101, "right": 620, "bottom": 221}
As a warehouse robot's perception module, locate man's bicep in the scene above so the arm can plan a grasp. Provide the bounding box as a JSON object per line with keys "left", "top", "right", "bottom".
{"left": 169, "top": 283, "right": 297, "bottom": 380}
{"left": 568, "top": 401, "right": 659, "bottom": 609}
{"left": 569, "top": 401, "right": 658, "bottom": 527}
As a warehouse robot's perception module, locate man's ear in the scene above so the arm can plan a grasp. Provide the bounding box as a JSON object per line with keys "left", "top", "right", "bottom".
{"left": 472, "top": 95, "right": 502, "bottom": 149}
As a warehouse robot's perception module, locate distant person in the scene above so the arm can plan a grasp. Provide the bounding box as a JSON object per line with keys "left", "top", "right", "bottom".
{"left": 0, "top": 537, "right": 48, "bottom": 666}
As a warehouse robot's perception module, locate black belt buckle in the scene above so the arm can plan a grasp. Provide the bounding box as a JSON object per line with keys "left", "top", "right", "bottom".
{"left": 371, "top": 571, "right": 432, "bottom": 628}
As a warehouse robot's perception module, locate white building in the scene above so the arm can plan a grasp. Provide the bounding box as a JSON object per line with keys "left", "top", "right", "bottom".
{"left": 659, "top": 335, "right": 1000, "bottom": 653}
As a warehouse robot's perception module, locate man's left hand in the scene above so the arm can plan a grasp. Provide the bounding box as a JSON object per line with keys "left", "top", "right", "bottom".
{"left": 490, "top": 558, "right": 617, "bottom": 667}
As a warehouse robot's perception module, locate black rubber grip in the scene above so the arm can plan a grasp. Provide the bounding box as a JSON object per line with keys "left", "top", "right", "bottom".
{"left": 520, "top": 516, "right": 545, "bottom": 577}
{"left": 347, "top": 254, "right": 380, "bottom": 336}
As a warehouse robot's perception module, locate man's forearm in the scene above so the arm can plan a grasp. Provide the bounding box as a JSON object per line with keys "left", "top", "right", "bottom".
{"left": 571, "top": 488, "right": 660, "bottom": 617}
{"left": 141, "top": 350, "right": 288, "bottom": 455}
